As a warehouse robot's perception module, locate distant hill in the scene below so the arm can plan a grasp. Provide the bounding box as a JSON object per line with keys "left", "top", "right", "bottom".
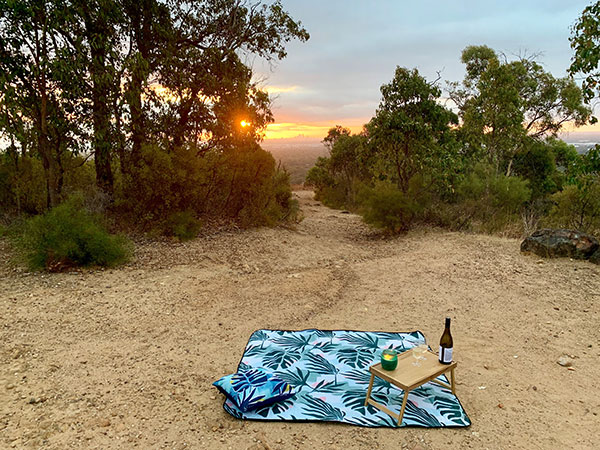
{"left": 262, "top": 139, "right": 327, "bottom": 184}
{"left": 560, "top": 131, "right": 599, "bottom": 154}
{"left": 263, "top": 132, "right": 599, "bottom": 185}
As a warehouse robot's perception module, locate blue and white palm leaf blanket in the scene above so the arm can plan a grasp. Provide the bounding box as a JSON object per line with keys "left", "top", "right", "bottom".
{"left": 221, "top": 329, "right": 471, "bottom": 428}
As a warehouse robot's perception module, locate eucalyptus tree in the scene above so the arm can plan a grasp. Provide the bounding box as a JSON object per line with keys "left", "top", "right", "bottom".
{"left": 450, "top": 45, "right": 591, "bottom": 175}
{"left": 0, "top": 0, "right": 87, "bottom": 208}
{"left": 569, "top": 1, "right": 600, "bottom": 103}
{"left": 366, "top": 67, "right": 458, "bottom": 194}
{"left": 154, "top": 0, "right": 309, "bottom": 154}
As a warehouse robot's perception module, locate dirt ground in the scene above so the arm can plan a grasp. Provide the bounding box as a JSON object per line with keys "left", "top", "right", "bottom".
{"left": 1, "top": 190, "right": 599, "bottom": 449}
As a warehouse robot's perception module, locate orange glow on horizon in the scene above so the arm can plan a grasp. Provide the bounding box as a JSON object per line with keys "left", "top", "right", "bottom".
{"left": 264, "top": 121, "right": 366, "bottom": 140}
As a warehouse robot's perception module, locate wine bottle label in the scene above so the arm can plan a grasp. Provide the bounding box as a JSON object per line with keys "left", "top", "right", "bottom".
{"left": 439, "top": 346, "right": 453, "bottom": 363}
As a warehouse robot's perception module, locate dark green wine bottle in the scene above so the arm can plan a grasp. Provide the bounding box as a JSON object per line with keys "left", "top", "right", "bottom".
{"left": 439, "top": 317, "right": 453, "bottom": 364}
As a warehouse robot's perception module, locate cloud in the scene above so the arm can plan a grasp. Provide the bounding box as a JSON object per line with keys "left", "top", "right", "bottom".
{"left": 258, "top": 0, "right": 591, "bottom": 140}
{"left": 264, "top": 85, "right": 301, "bottom": 94}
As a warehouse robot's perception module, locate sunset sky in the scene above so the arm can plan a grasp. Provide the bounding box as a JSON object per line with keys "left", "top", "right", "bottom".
{"left": 256, "top": 0, "right": 597, "bottom": 141}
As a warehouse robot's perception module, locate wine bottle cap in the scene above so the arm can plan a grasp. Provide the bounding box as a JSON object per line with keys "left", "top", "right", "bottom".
{"left": 445, "top": 317, "right": 451, "bottom": 325}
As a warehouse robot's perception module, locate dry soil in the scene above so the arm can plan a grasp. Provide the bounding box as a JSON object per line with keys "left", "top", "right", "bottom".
{"left": 1, "top": 190, "right": 599, "bottom": 449}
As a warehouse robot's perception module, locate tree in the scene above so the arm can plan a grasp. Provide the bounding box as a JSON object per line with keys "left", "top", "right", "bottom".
{"left": 0, "top": 0, "right": 86, "bottom": 208}
{"left": 451, "top": 45, "right": 591, "bottom": 175}
{"left": 153, "top": 0, "right": 309, "bottom": 154}
{"left": 569, "top": 1, "right": 600, "bottom": 103}
{"left": 322, "top": 125, "right": 351, "bottom": 152}
{"left": 366, "top": 67, "right": 458, "bottom": 193}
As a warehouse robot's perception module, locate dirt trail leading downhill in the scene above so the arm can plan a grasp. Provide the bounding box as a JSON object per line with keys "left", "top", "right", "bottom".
{"left": 1, "top": 190, "right": 599, "bottom": 449}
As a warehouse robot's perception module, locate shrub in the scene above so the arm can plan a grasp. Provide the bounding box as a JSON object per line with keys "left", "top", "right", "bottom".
{"left": 513, "top": 141, "right": 560, "bottom": 199}
{"left": 256, "top": 167, "right": 300, "bottom": 225}
{"left": 0, "top": 153, "right": 47, "bottom": 215}
{"left": 116, "top": 143, "right": 299, "bottom": 231}
{"left": 548, "top": 176, "right": 600, "bottom": 233}
{"left": 358, "top": 180, "right": 426, "bottom": 233}
{"left": 163, "top": 210, "right": 202, "bottom": 241}
{"left": 13, "top": 195, "right": 131, "bottom": 271}
{"left": 456, "top": 164, "right": 531, "bottom": 233}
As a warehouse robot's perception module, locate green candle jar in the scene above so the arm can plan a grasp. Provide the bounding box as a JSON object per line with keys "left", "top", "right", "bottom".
{"left": 381, "top": 349, "right": 398, "bottom": 370}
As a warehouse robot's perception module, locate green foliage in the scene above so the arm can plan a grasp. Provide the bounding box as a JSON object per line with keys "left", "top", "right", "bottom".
{"left": 569, "top": 1, "right": 600, "bottom": 104}
{"left": 366, "top": 67, "right": 458, "bottom": 193}
{"left": 322, "top": 125, "right": 351, "bottom": 151}
{"left": 549, "top": 176, "right": 600, "bottom": 233}
{"left": 13, "top": 195, "right": 131, "bottom": 271}
{"left": 358, "top": 179, "right": 428, "bottom": 233}
{"left": 306, "top": 157, "right": 334, "bottom": 193}
{"left": 547, "top": 138, "right": 581, "bottom": 183}
{"left": 0, "top": 153, "right": 47, "bottom": 215}
{"left": 512, "top": 141, "right": 560, "bottom": 199}
{"left": 456, "top": 164, "right": 531, "bottom": 232}
{"left": 116, "top": 143, "right": 298, "bottom": 232}
{"left": 163, "top": 211, "right": 202, "bottom": 241}
{"left": 451, "top": 45, "right": 591, "bottom": 172}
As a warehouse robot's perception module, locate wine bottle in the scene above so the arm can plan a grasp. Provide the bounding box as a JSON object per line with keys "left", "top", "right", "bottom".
{"left": 439, "top": 317, "right": 453, "bottom": 364}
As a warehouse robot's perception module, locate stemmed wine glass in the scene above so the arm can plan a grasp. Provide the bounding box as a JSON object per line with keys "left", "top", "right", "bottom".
{"left": 412, "top": 344, "right": 428, "bottom": 366}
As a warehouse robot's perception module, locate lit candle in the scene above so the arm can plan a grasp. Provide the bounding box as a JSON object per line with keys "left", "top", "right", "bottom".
{"left": 381, "top": 349, "right": 398, "bottom": 370}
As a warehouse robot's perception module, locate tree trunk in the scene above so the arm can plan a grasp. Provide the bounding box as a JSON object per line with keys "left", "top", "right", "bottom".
{"left": 128, "top": 69, "right": 145, "bottom": 168}
{"left": 89, "top": 25, "right": 114, "bottom": 197}
{"left": 34, "top": 9, "right": 59, "bottom": 208}
{"left": 39, "top": 86, "right": 59, "bottom": 208}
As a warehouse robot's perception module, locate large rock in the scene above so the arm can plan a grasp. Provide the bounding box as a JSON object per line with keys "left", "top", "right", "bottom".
{"left": 521, "top": 229, "right": 599, "bottom": 260}
{"left": 590, "top": 249, "right": 600, "bottom": 265}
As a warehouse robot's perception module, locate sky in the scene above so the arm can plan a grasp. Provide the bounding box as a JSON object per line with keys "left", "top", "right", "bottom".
{"left": 255, "top": 0, "right": 596, "bottom": 141}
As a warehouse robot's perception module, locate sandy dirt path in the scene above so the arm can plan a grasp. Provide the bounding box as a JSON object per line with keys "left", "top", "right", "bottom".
{"left": 1, "top": 190, "right": 599, "bottom": 449}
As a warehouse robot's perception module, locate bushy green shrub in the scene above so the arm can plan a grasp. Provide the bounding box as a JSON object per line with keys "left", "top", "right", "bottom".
{"left": 358, "top": 179, "right": 427, "bottom": 233}
{"left": 13, "top": 195, "right": 131, "bottom": 271}
{"left": 163, "top": 210, "right": 202, "bottom": 240}
{"left": 115, "top": 143, "right": 298, "bottom": 232}
{"left": 513, "top": 142, "right": 560, "bottom": 199}
{"left": 0, "top": 154, "right": 47, "bottom": 215}
{"left": 548, "top": 176, "right": 600, "bottom": 232}
{"left": 257, "top": 167, "right": 300, "bottom": 225}
{"left": 456, "top": 164, "right": 531, "bottom": 232}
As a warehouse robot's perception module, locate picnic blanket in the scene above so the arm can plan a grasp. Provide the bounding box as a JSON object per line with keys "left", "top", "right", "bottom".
{"left": 222, "top": 329, "right": 471, "bottom": 427}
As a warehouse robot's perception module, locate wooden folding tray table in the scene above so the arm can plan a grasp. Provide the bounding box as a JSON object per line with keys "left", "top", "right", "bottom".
{"left": 364, "top": 349, "right": 457, "bottom": 425}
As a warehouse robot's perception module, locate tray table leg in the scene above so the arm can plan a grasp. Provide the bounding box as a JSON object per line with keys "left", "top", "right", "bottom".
{"left": 364, "top": 373, "right": 375, "bottom": 406}
{"left": 450, "top": 367, "right": 456, "bottom": 395}
{"left": 398, "top": 389, "right": 409, "bottom": 426}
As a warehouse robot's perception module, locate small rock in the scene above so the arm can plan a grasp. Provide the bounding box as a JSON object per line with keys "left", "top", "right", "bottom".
{"left": 557, "top": 355, "right": 573, "bottom": 367}
{"left": 90, "top": 418, "right": 111, "bottom": 427}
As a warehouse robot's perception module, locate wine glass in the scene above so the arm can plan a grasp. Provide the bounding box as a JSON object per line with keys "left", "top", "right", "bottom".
{"left": 412, "top": 344, "right": 428, "bottom": 366}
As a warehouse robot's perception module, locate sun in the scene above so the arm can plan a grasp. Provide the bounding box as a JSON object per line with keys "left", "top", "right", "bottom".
{"left": 240, "top": 120, "right": 250, "bottom": 127}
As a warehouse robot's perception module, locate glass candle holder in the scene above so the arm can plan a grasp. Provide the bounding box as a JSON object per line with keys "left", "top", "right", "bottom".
{"left": 381, "top": 349, "right": 398, "bottom": 370}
